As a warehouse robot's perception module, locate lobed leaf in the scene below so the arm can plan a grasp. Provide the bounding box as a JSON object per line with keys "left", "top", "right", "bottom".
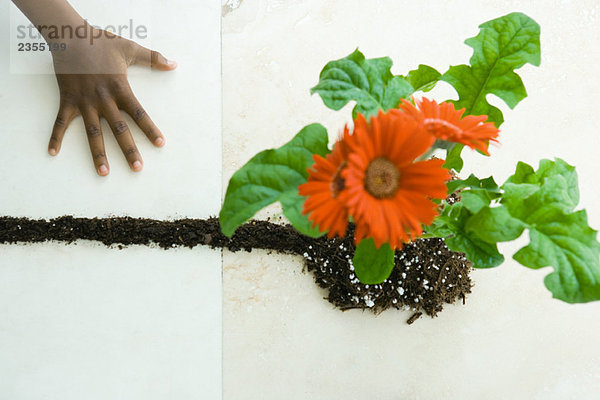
{"left": 465, "top": 159, "right": 600, "bottom": 303}
{"left": 406, "top": 64, "right": 441, "bottom": 93}
{"left": 427, "top": 202, "right": 504, "bottom": 269}
{"left": 504, "top": 158, "right": 579, "bottom": 211}
{"left": 311, "top": 49, "right": 414, "bottom": 119}
{"left": 219, "top": 124, "right": 329, "bottom": 238}
{"left": 447, "top": 173, "right": 501, "bottom": 194}
{"left": 514, "top": 209, "right": 600, "bottom": 303}
{"left": 465, "top": 206, "right": 525, "bottom": 243}
{"left": 441, "top": 12, "right": 541, "bottom": 171}
{"left": 447, "top": 174, "right": 502, "bottom": 214}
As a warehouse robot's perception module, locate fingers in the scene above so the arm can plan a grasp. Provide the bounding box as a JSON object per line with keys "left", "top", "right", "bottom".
{"left": 101, "top": 101, "right": 143, "bottom": 172}
{"left": 117, "top": 90, "right": 165, "bottom": 147}
{"left": 48, "top": 104, "right": 78, "bottom": 156}
{"left": 80, "top": 105, "right": 109, "bottom": 177}
{"left": 129, "top": 42, "right": 177, "bottom": 71}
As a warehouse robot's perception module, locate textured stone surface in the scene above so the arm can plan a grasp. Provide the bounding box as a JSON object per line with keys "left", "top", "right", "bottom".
{"left": 222, "top": 1, "right": 600, "bottom": 399}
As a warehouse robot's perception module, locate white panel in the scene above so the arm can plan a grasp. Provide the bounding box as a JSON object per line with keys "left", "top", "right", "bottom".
{"left": 0, "top": 1, "right": 222, "bottom": 399}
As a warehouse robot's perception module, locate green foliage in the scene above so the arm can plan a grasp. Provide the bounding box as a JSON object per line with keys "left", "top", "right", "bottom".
{"left": 427, "top": 201, "right": 505, "bottom": 269}
{"left": 443, "top": 12, "right": 541, "bottom": 125}
{"left": 219, "top": 124, "right": 330, "bottom": 238}
{"left": 447, "top": 173, "right": 501, "bottom": 195}
{"left": 406, "top": 64, "right": 441, "bottom": 93}
{"left": 471, "top": 159, "right": 599, "bottom": 303}
{"left": 353, "top": 238, "right": 395, "bottom": 284}
{"left": 434, "top": 159, "right": 600, "bottom": 303}
{"left": 513, "top": 209, "right": 599, "bottom": 303}
{"left": 311, "top": 49, "right": 411, "bottom": 118}
{"left": 443, "top": 144, "right": 465, "bottom": 172}
{"left": 447, "top": 174, "right": 502, "bottom": 214}
{"left": 441, "top": 12, "right": 541, "bottom": 171}
{"left": 311, "top": 49, "right": 440, "bottom": 119}
{"left": 503, "top": 159, "right": 579, "bottom": 212}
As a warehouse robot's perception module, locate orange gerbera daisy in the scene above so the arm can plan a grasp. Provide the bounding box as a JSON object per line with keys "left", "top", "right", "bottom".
{"left": 399, "top": 98, "right": 500, "bottom": 155}
{"left": 340, "top": 110, "right": 450, "bottom": 249}
{"left": 299, "top": 127, "right": 353, "bottom": 238}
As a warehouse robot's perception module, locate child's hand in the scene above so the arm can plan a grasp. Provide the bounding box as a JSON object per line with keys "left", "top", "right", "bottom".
{"left": 48, "top": 25, "right": 176, "bottom": 176}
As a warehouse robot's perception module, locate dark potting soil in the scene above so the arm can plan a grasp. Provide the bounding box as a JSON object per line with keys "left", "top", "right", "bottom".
{"left": 0, "top": 216, "right": 472, "bottom": 323}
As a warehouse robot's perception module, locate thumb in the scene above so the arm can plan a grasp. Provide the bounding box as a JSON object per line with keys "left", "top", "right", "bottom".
{"left": 130, "top": 43, "right": 177, "bottom": 71}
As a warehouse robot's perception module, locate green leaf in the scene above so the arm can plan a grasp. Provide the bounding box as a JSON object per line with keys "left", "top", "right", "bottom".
{"left": 447, "top": 173, "right": 501, "bottom": 194}
{"left": 466, "top": 206, "right": 525, "bottom": 242}
{"left": 447, "top": 174, "right": 502, "bottom": 213}
{"left": 445, "top": 234, "right": 504, "bottom": 269}
{"left": 219, "top": 124, "right": 329, "bottom": 238}
{"left": 406, "top": 64, "right": 441, "bottom": 92}
{"left": 502, "top": 159, "right": 579, "bottom": 220}
{"left": 427, "top": 202, "right": 504, "bottom": 268}
{"left": 440, "top": 12, "right": 541, "bottom": 170}
{"left": 430, "top": 172, "right": 508, "bottom": 268}
{"left": 444, "top": 144, "right": 465, "bottom": 172}
{"left": 381, "top": 76, "right": 415, "bottom": 112}
{"left": 353, "top": 238, "right": 395, "bottom": 284}
{"left": 504, "top": 160, "right": 536, "bottom": 184}
{"left": 502, "top": 160, "right": 599, "bottom": 302}
{"left": 311, "top": 49, "right": 413, "bottom": 119}
{"left": 279, "top": 192, "right": 324, "bottom": 238}
{"left": 466, "top": 159, "right": 600, "bottom": 303}
{"left": 514, "top": 208, "right": 600, "bottom": 304}
{"left": 442, "top": 12, "right": 541, "bottom": 127}
{"left": 460, "top": 191, "right": 493, "bottom": 214}
{"left": 505, "top": 158, "right": 579, "bottom": 211}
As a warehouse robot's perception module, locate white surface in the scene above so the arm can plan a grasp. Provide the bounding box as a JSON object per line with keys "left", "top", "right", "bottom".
{"left": 0, "top": 243, "right": 221, "bottom": 400}
{"left": 222, "top": 1, "right": 600, "bottom": 399}
{"left": 0, "top": 0, "right": 221, "bottom": 219}
{"left": 0, "top": 1, "right": 222, "bottom": 399}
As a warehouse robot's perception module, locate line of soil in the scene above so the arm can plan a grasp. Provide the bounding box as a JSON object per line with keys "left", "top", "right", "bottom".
{"left": 0, "top": 216, "right": 472, "bottom": 323}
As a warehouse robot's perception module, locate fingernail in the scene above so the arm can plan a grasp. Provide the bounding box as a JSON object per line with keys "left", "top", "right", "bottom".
{"left": 132, "top": 160, "right": 143, "bottom": 172}
{"left": 155, "top": 137, "right": 165, "bottom": 147}
{"left": 98, "top": 165, "right": 109, "bottom": 176}
{"left": 48, "top": 148, "right": 57, "bottom": 156}
{"left": 167, "top": 60, "right": 178, "bottom": 68}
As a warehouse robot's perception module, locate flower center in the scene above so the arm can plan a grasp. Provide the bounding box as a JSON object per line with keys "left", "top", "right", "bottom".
{"left": 364, "top": 157, "right": 400, "bottom": 199}
{"left": 424, "top": 118, "right": 461, "bottom": 140}
{"left": 330, "top": 161, "right": 347, "bottom": 197}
